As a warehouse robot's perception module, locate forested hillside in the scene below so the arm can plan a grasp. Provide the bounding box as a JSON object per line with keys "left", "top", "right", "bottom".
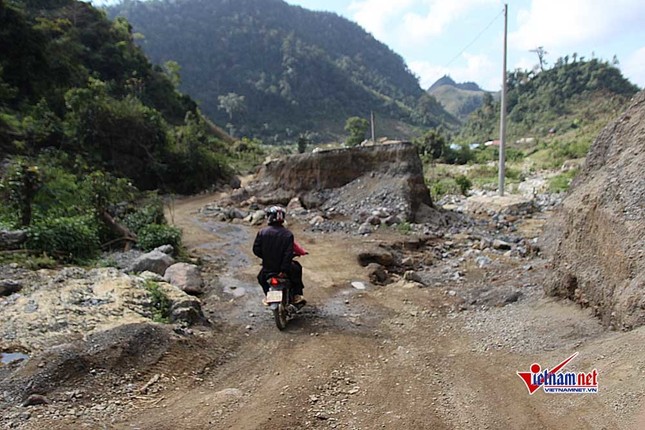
{"left": 456, "top": 57, "right": 639, "bottom": 150}
{"left": 108, "top": 0, "right": 458, "bottom": 142}
{"left": 0, "top": 0, "right": 258, "bottom": 261}
{"left": 0, "top": 0, "right": 241, "bottom": 193}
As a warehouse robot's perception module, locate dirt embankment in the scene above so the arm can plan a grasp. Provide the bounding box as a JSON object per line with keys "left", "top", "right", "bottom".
{"left": 250, "top": 143, "right": 433, "bottom": 222}
{"left": 543, "top": 91, "right": 645, "bottom": 329}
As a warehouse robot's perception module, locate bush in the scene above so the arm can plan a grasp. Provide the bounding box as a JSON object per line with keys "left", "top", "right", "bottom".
{"left": 505, "top": 148, "right": 526, "bottom": 162}
{"left": 122, "top": 198, "right": 165, "bottom": 234}
{"left": 455, "top": 175, "right": 472, "bottom": 195}
{"left": 137, "top": 223, "right": 181, "bottom": 252}
{"left": 144, "top": 280, "right": 171, "bottom": 323}
{"left": 548, "top": 169, "right": 579, "bottom": 193}
{"left": 430, "top": 178, "right": 461, "bottom": 200}
{"left": 27, "top": 215, "right": 100, "bottom": 261}
{"left": 397, "top": 222, "right": 412, "bottom": 234}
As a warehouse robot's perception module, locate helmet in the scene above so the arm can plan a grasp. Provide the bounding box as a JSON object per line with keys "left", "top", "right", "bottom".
{"left": 266, "top": 206, "right": 286, "bottom": 224}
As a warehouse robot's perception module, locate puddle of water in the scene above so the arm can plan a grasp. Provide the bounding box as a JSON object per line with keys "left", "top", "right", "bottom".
{"left": 0, "top": 352, "right": 29, "bottom": 365}
{"left": 196, "top": 220, "right": 252, "bottom": 269}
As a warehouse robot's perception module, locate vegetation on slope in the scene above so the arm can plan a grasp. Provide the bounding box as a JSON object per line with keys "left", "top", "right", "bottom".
{"left": 0, "top": 0, "right": 261, "bottom": 261}
{"left": 418, "top": 57, "right": 639, "bottom": 195}
{"left": 108, "top": 0, "right": 458, "bottom": 142}
{"left": 428, "top": 75, "right": 493, "bottom": 121}
{"left": 456, "top": 57, "right": 638, "bottom": 150}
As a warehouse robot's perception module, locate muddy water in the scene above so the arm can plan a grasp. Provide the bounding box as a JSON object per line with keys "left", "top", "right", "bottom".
{"left": 195, "top": 220, "right": 252, "bottom": 270}
{"left": 0, "top": 352, "right": 29, "bottom": 366}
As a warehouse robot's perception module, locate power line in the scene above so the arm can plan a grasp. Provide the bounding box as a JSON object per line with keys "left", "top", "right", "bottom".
{"left": 442, "top": 7, "right": 505, "bottom": 69}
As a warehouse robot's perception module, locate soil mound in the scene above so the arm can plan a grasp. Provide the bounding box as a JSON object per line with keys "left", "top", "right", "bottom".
{"left": 251, "top": 143, "right": 433, "bottom": 222}
{"left": 543, "top": 91, "right": 645, "bottom": 329}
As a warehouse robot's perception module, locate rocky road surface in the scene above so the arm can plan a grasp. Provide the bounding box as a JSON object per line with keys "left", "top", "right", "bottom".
{"left": 2, "top": 192, "right": 645, "bottom": 430}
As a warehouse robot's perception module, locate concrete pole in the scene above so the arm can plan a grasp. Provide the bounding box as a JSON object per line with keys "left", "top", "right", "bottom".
{"left": 498, "top": 3, "right": 508, "bottom": 196}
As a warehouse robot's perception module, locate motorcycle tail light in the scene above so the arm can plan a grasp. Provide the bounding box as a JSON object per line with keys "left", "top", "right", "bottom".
{"left": 269, "top": 277, "right": 279, "bottom": 286}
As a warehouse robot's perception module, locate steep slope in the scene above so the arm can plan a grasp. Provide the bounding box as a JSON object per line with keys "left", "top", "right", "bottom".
{"left": 543, "top": 91, "right": 645, "bottom": 330}
{"left": 0, "top": 0, "right": 234, "bottom": 193}
{"left": 108, "top": 0, "right": 458, "bottom": 141}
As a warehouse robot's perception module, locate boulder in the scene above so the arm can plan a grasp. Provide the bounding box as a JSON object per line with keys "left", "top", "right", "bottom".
{"left": 287, "top": 197, "right": 305, "bottom": 212}
{"left": 164, "top": 263, "right": 204, "bottom": 295}
{"left": 130, "top": 250, "right": 175, "bottom": 275}
{"left": 250, "top": 210, "right": 266, "bottom": 226}
{"left": 309, "top": 215, "right": 325, "bottom": 225}
{"left": 0, "top": 229, "right": 27, "bottom": 250}
{"left": 366, "top": 263, "right": 388, "bottom": 284}
{"left": 384, "top": 215, "right": 402, "bottom": 226}
{"left": 492, "top": 239, "right": 512, "bottom": 250}
{"left": 357, "top": 247, "right": 396, "bottom": 268}
{"left": 366, "top": 215, "right": 382, "bottom": 226}
{"left": 0, "top": 279, "right": 22, "bottom": 296}
{"left": 357, "top": 223, "right": 373, "bottom": 235}
{"left": 154, "top": 245, "right": 174, "bottom": 255}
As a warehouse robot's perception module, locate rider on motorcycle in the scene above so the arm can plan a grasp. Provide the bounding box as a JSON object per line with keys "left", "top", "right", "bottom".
{"left": 253, "top": 206, "right": 306, "bottom": 305}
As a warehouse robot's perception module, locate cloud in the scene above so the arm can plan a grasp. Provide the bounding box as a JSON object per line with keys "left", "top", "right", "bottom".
{"left": 511, "top": 0, "right": 645, "bottom": 52}
{"left": 410, "top": 52, "right": 497, "bottom": 90}
{"left": 348, "top": 0, "right": 415, "bottom": 41}
{"left": 401, "top": 0, "right": 499, "bottom": 40}
{"left": 623, "top": 46, "right": 645, "bottom": 88}
{"left": 349, "top": 0, "right": 499, "bottom": 46}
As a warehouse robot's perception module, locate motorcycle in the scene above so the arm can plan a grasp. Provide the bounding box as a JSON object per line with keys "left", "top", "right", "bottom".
{"left": 265, "top": 274, "right": 305, "bottom": 330}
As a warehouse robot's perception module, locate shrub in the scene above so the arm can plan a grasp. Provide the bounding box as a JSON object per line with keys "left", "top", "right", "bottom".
{"left": 430, "top": 178, "right": 461, "bottom": 200}
{"left": 505, "top": 148, "right": 526, "bottom": 162}
{"left": 455, "top": 175, "right": 472, "bottom": 195}
{"left": 122, "top": 198, "right": 165, "bottom": 234}
{"left": 144, "top": 280, "right": 171, "bottom": 323}
{"left": 27, "top": 215, "right": 100, "bottom": 261}
{"left": 548, "top": 169, "right": 579, "bottom": 193}
{"left": 397, "top": 222, "right": 412, "bottom": 234}
{"left": 137, "top": 223, "right": 181, "bottom": 252}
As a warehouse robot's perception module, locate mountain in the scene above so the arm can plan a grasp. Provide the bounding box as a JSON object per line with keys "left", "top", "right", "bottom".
{"left": 108, "top": 0, "right": 458, "bottom": 142}
{"left": 428, "top": 75, "right": 482, "bottom": 92}
{"left": 428, "top": 75, "right": 492, "bottom": 121}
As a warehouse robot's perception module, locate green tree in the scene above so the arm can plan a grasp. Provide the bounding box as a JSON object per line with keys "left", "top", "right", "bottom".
{"left": 3, "top": 161, "right": 42, "bottom": 227}
{"left": 344, "top": 116, "right": 368, "bottom": 147}
{"left": 297, "top": 133, "right": 309, "bottom": 153}
{"left": 217, "top": 92, "right": 245, "bottom": 121}
{"left": 418, "top": 128, "right": 446, "bottom": 160}
{"left": 162, "top": 60, "right": 181, "bottom": 89}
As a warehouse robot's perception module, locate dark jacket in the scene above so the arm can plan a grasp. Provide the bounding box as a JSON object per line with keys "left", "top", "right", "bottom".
{"left": 252, "top": 224, "right": 294, "bottom": 274}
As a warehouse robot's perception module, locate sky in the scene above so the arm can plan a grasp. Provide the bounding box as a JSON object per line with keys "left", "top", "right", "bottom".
{"left": 283, "top": 0, "right": 645, "bottom": 91}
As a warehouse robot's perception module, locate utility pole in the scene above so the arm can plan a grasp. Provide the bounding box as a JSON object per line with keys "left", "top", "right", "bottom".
{"left": 370, "top": 110, "right": 376, "bottom": 143}
{"left": 498, "top": 3, "right": 508, "bottom": 196}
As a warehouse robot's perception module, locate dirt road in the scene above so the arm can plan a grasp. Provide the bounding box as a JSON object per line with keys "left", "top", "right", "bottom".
{"left": 16, "top": 193, "right": 644, "bottom": 430}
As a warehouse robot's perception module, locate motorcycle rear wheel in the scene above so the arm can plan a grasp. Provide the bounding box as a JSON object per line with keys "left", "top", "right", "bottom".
{"left": 273, "top": 304, "right": 288, "bottom": 330}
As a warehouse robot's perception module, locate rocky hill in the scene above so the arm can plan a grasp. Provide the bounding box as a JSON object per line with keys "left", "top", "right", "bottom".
{"left": 543, "top": 91, "right": 645, "bottom": 330}
{"left": 107, "top": 0, "right": 458, "bottom": 142}
{"left": 428, "top": 76, "right": 491, "bottom": 121}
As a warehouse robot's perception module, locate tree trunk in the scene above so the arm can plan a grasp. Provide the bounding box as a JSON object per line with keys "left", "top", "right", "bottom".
{"left": 99, "top": 210, "right": 137, "bottom": 251}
